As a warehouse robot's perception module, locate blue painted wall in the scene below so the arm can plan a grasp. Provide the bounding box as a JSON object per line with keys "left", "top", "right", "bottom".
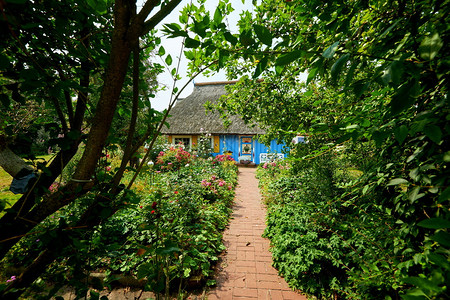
{"left": 212, "top": 135, "right": 287, "bottom": 165}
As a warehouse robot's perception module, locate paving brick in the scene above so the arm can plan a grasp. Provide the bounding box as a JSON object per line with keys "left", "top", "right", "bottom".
{"left": 233, "top": 287, "right": 258, "bottom": 298}
{"left": 256, "top": 273, "right": 280, "bottom": 282}
{"left": 235, "top": 265, "right": 257, "bottom": 274}
{"left": 207, "top": 168, "right": 305, "bottom": 299}
{"left": 257, "top": 289, "right": 271, "bottom": 299}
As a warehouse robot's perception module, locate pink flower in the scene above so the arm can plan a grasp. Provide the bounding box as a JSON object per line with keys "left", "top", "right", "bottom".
{"left": 6, "top": 276, "right": 16, "bottom": 283}
{"left": 106, "top": 166, "right": 112, "bottom": 171}
{"left": 218, "top": 180, "right": 225, "bottom": 187}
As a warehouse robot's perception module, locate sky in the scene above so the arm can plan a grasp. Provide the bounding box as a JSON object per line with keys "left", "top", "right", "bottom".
{"left": 144, "top": 0, "right": 256, "bottom": 111}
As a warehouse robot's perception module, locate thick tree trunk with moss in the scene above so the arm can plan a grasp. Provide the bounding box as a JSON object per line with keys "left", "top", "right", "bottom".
{"left": 0, "top": 145, "right": 33, "bottom": 178}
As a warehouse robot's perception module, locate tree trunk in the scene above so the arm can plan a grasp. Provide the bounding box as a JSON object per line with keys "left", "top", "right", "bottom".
{"left": 0, "top": 144, "right": 33, "bottom": 178}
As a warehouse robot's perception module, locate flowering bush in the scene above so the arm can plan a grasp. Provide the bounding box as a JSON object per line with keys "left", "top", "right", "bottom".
{"left": 200, "top": 175, "right": 233, "bottom": 202}
{"left": 213, "top": 154, "right": 235, "bottom": 163}
{"left": 156, "top": 146, "right": 192, "bottom": 171}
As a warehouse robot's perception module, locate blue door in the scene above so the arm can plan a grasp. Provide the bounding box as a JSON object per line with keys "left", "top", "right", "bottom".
{"left": 239, "top": 136, "right": 253, "bottom": 162}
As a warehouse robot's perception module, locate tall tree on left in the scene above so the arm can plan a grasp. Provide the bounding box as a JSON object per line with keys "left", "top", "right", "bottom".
{"left": 0, "top": 0, "right": 181, "bottom": 297}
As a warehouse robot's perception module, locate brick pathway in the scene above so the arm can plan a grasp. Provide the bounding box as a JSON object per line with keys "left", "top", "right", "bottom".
{"left": 207, "top": 167, "right": 307, "bottom": 300}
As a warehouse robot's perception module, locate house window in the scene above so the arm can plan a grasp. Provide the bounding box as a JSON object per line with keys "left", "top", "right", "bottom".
{"left": 173, "top": 136, "right": 191, "bottom": 149}
{"left": 198, "top": 136, "right": 213, "bottom": 149}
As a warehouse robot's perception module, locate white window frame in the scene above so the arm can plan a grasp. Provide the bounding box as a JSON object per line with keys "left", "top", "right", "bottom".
{"left": 198, "top": 136, "right": 214, "bottom": 149}
{"left": 173, "top": 135, "right": 192, "bottom": 149}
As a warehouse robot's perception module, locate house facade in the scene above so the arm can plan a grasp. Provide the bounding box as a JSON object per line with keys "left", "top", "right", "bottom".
{"left": 161, "top": 81, "right": 287, "bottom": 165}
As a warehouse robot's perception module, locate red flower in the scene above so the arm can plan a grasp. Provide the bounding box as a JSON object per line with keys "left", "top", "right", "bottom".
{"left": 139, "top": 205, "right": 143, "bottom": 209}
{"left": 151, "top": 210, "right": 155, "bottom": 214}
{"left": 174, "top": 191, "right": 179, "bottom": 194}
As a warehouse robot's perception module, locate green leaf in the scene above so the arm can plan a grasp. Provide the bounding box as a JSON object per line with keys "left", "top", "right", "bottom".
{"left": 431, "top": 231, "right": 450, "bottom": 247}
{"left": 253, "top": 24, "right": 273, "bottom": 46}
{"left": 379, "top": 20, "right": 400, "bottom": 39}
{"left": 439, "top": 187, "right": 450, "bottom": 203}
{"left": 137, "top": 262, "right": 154, "bottom": 279}
{"left": 306, "top": 68, "right": 318, "bottom": 85}
{"left": 330, "top": 53, "right": 350, "bottom": 83}
{"left": 419, "top": 32, "right": 443, "bottom": 60}
{"left": 423, "top": 125, "right": 442, "bottom": 144}
{"left": 408, "top": 186, "right": 424, "bottom": 202}
{"left": 353, "top": 80, "right": 369, "bottom": 98}
{"left": 86, "top": 0, "right": 108, "bottom": 15}
{"left": 382, "top": 61, "right": 404, "bottom": 86}
{"left": 387, "top": 178, "right": 409, "bottom": 186}
{"left": 184, "top": 50, "right": 195, "bottom": 60}
{"left": 165, "top": 54, "right": 173, "bottom": 66}
{"left": 322, "top": 41, "right": 339, "bottom": 58}
{"left": 362, "top": 185, "right": 370, "bottom": 195}
{"left": 344, "top": 61, "right": 357, "bottom": 88}
{"left": 164, "top": 22, "right": 182, "bottom": 32}
{"left": 394, "top": 125, "right": 408, "bottom": 144}
{"left": 158, "top": 46, "right": 165, "bottom": 56}
{"left": 213, "top": 7, "right": 222, "bottom": 25}
{"left": 239, "top": 30, "right": 254, "bottom": 47}
{"left": 275, "top": 50, "right": 304, "bottom": 66}
{"left": 253, "top": 56, "right": 268, "bottom": 78}
{"left": 224, "top": 32, "right": 238, "bottom": 45}
{"left": 428, "top": 253, "right": 450, "bottom": 270}
{"left": 390, "top": 81, "right": 416, "bottom": 115}
{"left": 417, "top": 218, "right": 450, "bottom": 229}
{"left": 184, "top": 37, "right": 200, "bottom": 48}
{"left": 156, "top": 246, "right": 181, "bottom": 255}
{"left": 402, "top": 276, "right": 442, "bottom": 292}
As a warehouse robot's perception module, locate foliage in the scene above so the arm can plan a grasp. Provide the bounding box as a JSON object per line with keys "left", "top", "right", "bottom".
{"left": 156, "top": 146, "right": 192, "bottom": 171}
{"left": 192, "top": 130, "right": 213, "bottom": 159}
{"left": 0, "top": 0, "right": 197, "bottom": 298}
{"left": 1, "top": 150, "right": 238, "bottom": 297}
{"left": 169, "top": 0, "right": 449, "bottom": 298}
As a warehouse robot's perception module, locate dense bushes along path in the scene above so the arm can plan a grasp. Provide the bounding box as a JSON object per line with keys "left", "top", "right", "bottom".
{"left": 207, "top": 167, "right": 306, "bottom": 300}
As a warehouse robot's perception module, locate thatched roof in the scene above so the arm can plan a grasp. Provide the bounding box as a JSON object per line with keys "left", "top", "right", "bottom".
{"left": 161, "top": 81, "right": 265, "bottom": 135}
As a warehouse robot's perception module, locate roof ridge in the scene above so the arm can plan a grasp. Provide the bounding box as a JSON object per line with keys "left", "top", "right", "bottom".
{"left": 194, "top": 80, "right": 239, "bottom": 86}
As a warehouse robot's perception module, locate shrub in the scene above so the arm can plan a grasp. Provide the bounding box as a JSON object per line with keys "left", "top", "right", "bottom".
{"left": 156, "top": 146, "right": 192, "bottom": 171}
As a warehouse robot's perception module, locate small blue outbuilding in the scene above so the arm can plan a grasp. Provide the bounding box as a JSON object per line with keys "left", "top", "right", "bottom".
{"left": 161, "top": 81, "right": 287, "bottom": 165}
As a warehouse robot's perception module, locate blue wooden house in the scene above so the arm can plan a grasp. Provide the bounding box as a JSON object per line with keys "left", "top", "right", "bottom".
{"left": 161, "top": 81, "right": 287, "bottom": 165}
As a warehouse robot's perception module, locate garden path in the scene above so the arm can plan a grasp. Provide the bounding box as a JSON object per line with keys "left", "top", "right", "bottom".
{"left": 207, "top": 167, "right": 307, "bottom": 300}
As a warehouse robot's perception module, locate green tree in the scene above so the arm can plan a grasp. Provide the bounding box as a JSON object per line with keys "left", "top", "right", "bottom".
{"left": 172, "top": 0, "right": 449, "bottom": 298}
{"left": 0, "top": 0, "right": 183, "bottom": 297}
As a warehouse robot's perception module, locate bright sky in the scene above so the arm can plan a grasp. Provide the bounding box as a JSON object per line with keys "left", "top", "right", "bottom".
{"left": 145, "top": 0, "right": 255, "bottom": 111}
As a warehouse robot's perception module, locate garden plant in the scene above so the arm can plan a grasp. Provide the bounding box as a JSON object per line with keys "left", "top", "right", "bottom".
{"left": 0, "top": 0, "right": 448, "bottom": 299}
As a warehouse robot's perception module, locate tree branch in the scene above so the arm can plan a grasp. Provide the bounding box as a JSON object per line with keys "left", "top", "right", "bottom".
{"left": 141, "top": 0, "right": 182, "bottom": 36}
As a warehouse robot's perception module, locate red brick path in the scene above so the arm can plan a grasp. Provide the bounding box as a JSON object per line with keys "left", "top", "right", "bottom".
{"left": 207, "top": 167, "right": 307, "bottom": 300}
